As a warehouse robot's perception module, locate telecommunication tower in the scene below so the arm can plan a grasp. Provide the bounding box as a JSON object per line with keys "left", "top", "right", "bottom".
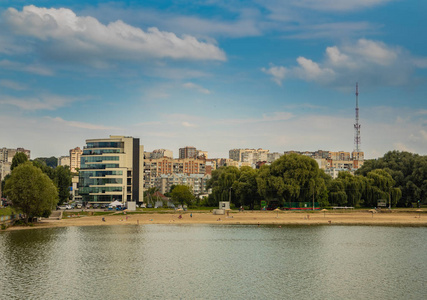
{"left": 354, "top": 83, "right": 361, "bottom": 152}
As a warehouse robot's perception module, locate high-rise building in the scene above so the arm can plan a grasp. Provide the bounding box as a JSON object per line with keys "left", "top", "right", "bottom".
{"left": 58, "top": 156, "right": 70, "bottom": 167}
{"left": 69, "top": 147, "right": 83, "bottom": 173}
{"left": 146, "top": 149, "right": 173, "bottom": 159}
{"left": 79, "top": 136, "right": 144, "bottom": 205}
{"left": 179, "top": 146, "right": 197, "bottom": 159}
{"left": 229, "top": 148, "right": 269, "bottom": 166}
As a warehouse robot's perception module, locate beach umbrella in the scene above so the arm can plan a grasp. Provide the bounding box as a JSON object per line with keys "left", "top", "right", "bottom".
{"left": 176, "top": 208, "right": 183, "bottom": 212}
{"left": 369, "top": 209, "right": 377, "bottom": 218}
{"left": 274, "top": 208, "right": 281, "bottom": 218}
{"left": 416, "top": 209, "right": 423, "bottom": 218}
{"left": 321, "top": 209, "right": 328, "bottom": 217}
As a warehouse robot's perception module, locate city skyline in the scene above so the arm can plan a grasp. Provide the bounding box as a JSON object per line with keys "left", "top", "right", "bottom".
{"left": 0, "top": 1, "right": 426, "bottom": 159}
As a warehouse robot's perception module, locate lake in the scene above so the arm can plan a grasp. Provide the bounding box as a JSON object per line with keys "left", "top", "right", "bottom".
{"left": 0, "top": 225, "right": 426, "bottom": 299}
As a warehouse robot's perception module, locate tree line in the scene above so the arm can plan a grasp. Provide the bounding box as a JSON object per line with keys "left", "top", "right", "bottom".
{"left": 1, "top": 153, "right": 72, "bottom": 223}
{"left": 207, "top": 151, "right": 426, "bottom": 209}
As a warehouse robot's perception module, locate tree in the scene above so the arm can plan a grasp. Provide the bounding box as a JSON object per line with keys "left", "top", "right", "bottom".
{"left": 257, "top": 153, "right": 328, "bottom": 207}
{"left": 336, "top": 172, "right": 365, "bottom": 207}
{"left": 144, "top": 187, "right": 158, "bottom": 205}
{"left": 33, "top": 156, "right": 58, "bottom": 168}
{"left": 11, "top": 152, "right": 28, "bottom": 171}
{"left": 232, "top": 166, "right": 261, "bottom": 209}
{"left": 4, "top": 162, "right": 58, "bottom": 223}
{"left": 356, "top": 151, "right": 426, "bottom": 206}
{"left": 55, "top": 165, "right": 72, "bottom": 205}
{"left": 327, "top": 179, "right": 347, "bottom": 206}
{"left": 207, "top": 166, "right": 240, "bottom": 206}
{"left": 364, "top": 169, "right": 401, "bottom": 207}
{"left": 170, "top": 185, "right": 195, "bottom": 206}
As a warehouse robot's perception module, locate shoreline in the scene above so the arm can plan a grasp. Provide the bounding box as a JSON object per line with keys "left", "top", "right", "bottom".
{"left": 3, "top": 210, "right": 426, "bottom": 231}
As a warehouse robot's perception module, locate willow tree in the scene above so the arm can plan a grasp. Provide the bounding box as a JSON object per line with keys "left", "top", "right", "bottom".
{"left": 363, "top": 169, "right": 401, "bottom": 207}
{"left": 4, "top": 162, "right": 58, "bottom": 223}
{"left": 257, "top": 153, "right": 328, "bottom": 207}
{"left": 207, "top": 166, "right": 240, "bottom": 205}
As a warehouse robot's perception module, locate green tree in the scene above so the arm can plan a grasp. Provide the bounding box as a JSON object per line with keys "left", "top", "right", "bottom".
{"left": 232, "top": 166, "right": 261, "bottom": 209}
{"left": 336, "top": 172, "right": 365, "bottom": 207}
{"left": 257, "top": 153, "right": 328, "bottom": 207}
{"left": 11, "top": 152, "right": 28, "bottom": 171}
{"left": 327, "top": 179, "right": 347, "bottom": 206}
{"left": 33, "top": 156, "right": 58, "bottom": 168}
{"left": 144, "top": 187, "right": 158, "bottom": 205}
{"left": 170, "top": 185, "right": 195, "bottom": 206}
{"left": 207, "top": 166, "right": 240, "bottom": 206}
{"left": 55, "top": 165, "right": 72, "bottom": 205}
{"left": 4, "top": 162, "right": 58, "bottom": 223}
{"left": 32, "top": 160, "right": 55, "bottom": 180}
{"left": 356, "top": 151, "right": 426, "bottom": 206}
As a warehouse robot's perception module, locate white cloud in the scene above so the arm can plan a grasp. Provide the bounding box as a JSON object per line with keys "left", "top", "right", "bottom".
{"left": 263, "top": 39, "right": 427, "bottom": 87}
{"left": 0, "top": 80, "right": 27, "bottom": 91}
{"left": 0, "top": 59, "right": 53, "bottom": 76}
{"left": 262, "top": 112, "right": 294, "bottom": 121}
{"left": 0, "top": 94, "right": 77, "bottom": 110}
{"left": 284, "top": 21, "right": 380, "bottom": 40}
{"left": 291, "top": 0, "right": 393, "bottom": 12}
{"left": 3, "top": 5, "right": 226, "bottom": 66}
{"left": 48, "top": 117, "right": 121, "bottom": 130}
{"left": 261, "top": 65, "right": 287, "bottom": 85}
{"left": 81, "top": 3, "right": 262, "bottom": 39}
{"left": 183, "top": 82, "right": 211, "bottom": 94}
{"left": 182, "top": 121, "right": 197, "bottom": 128}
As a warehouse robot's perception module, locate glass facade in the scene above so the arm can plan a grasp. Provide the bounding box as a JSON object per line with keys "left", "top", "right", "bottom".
{"left": 86, "top": 142, "right": 124, "bottom": 149}
{"left": 79, "top": 139, "right": 125, "bottom": 204}
{"left": 79, "top": 136, "right": 140, "bottom": 204}
{"left": 83, "top": 149, "right": 122, "bottom": 155}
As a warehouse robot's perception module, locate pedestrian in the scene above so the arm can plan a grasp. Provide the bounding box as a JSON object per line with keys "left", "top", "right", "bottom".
{"left": 190, "top": 213, "right": 192, "bottom": 218}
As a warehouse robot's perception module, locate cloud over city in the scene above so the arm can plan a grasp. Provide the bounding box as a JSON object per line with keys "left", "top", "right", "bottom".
{"left": 263, "top": 39, "right": 427, "bottom": 87}
{"left": 2, "top": 5, "right": 226, "bottom": 67}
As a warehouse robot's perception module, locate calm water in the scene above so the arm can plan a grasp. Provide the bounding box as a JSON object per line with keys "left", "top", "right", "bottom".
{"left": 0, "top": 225, "right": 426, "bottom": 299}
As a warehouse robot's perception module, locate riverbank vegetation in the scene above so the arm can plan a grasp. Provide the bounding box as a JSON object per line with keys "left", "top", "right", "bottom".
{"left": 207, "top": 151, "right": 426, "bottom": 209}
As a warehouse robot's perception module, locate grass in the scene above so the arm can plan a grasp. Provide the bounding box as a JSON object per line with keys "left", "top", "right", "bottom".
{"left": 0, "top": 207, "right": 19, "bottom": 216}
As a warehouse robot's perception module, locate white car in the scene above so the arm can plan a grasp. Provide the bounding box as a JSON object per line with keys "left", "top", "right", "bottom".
{"left": 59, "top": 204, "right": 72, "bottom": 210}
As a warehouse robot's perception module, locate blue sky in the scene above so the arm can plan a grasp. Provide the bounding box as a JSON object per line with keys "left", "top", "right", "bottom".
{"left": 0, "top": 0, "right": 426, "bottom": 159}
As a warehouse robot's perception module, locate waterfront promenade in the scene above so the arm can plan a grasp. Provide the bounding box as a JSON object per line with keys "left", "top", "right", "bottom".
{"left": 5, "top": 210, "right": 426, "bottom": 230}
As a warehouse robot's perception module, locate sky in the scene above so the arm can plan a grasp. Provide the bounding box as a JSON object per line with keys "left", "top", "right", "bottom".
{"left": 0, "top": 0, "right": 426, "bottom": 159}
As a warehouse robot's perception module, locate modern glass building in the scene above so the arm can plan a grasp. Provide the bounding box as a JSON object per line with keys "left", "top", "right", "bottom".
{"left": 79, "top": 136, "right": 144, "bottom": 205}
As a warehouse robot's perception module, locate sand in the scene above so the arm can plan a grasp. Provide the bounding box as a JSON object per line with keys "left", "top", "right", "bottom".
{"left": 5, "top": 210, "right": 427, "bottom": 231}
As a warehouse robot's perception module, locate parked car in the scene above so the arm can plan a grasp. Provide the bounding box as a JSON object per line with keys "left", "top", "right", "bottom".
{"left": 58, "top": 204, "right": 72, "bottom": 210}
{"left": 147, "top": 203, "right": 153, "bottom": 208}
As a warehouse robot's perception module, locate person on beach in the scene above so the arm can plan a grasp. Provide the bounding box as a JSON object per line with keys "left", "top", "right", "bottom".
{"left": 190, "top": 213, "right": 192, "bottom": 218}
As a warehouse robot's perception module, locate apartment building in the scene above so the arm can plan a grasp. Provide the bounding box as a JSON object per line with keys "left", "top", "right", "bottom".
{"left": 58, "top": 156, "right": 70, "bottom": 167}
{"left": 229, "top": 148, "right": 270, "bottom": 165}
{"left": 179, "top": 146, "right": 197, "bottom": 159}
{"left": 154, "top": 173, "right": 211, "bottom": 195}
{"left": 0, "top": 147, "right": 31, "bottom": 196}
{"left": 146, "top": 149, "right": 173, "bottom": 159}
{"left": 70, "top": 147, "right": 83, "bottom": 173}
{"left": 143, "top": 157, "right": 206, "bottom": 189}
{"left": 79, "top": 136, "right": 144, "bottom": 205}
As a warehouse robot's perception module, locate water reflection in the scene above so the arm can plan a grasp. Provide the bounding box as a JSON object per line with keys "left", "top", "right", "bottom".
{"left": 0, "top": 225, "right": 426, "bottom": 299}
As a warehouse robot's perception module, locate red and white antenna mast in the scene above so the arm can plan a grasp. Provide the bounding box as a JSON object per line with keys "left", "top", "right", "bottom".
{"left": 354, "top": 83, "right": 361, "bottom": 152}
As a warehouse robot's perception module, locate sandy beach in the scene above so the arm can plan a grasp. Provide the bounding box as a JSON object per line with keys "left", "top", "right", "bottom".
{"left": 5, "top": 210, "right": 426, "bottom": 231}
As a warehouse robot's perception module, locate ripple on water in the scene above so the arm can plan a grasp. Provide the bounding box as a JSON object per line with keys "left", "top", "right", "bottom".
{"left": 0, "top": 225, "right": 426, "bottom": 299}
